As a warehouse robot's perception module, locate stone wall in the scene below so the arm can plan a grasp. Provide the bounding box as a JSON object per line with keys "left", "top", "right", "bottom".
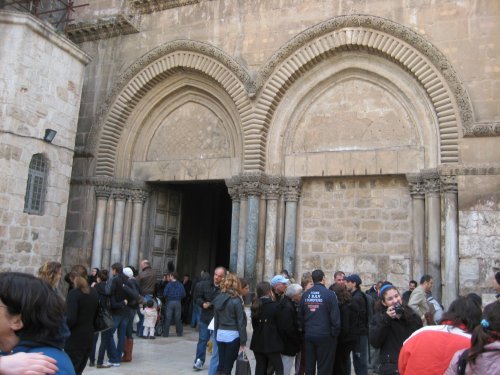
{"left": 0, "top": 11, "right": 89, "bottom": 273}
{"left": 297, "top": 176, "right": 412, "bottom": 290}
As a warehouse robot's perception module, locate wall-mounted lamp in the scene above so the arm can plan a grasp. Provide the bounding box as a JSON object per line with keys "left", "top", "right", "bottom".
{"left": 43, "top": 129, "right": 57, "bottom": 143}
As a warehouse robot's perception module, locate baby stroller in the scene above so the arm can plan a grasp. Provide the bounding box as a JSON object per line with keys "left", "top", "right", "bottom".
{"left": 154, "top": 296, "right": 165, "bottom": 336}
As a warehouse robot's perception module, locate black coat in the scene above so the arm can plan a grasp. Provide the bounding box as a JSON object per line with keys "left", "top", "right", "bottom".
{"left": 250, "top": 297, "right": 284, "bottom": 354}
{"left": 369, "top": 307, "right": 422, "bottom": 374}
{"left": 348, "top": 289, "right": 369, "bottom": 337}
{"left": 277, "top": 295, "right": 301, "bottom": 356}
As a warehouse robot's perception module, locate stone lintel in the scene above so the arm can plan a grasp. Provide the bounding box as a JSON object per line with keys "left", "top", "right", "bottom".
{"left": 463, "top": 122, "right": 500, "bottom": 138}
{"left": 66, "top": 14, "right": 140, "bottom": 44}
{"left": 130, "top": 0, "right": 201, "bottom": 14}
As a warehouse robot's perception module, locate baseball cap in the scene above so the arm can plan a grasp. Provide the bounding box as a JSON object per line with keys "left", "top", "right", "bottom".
{"left": 271, "top": 274, "right": 290, "bottom": 286}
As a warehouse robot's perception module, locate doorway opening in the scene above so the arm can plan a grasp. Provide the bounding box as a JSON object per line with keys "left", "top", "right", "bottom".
{"left": 148, "top": 180, "right": 232, "bottom": 280}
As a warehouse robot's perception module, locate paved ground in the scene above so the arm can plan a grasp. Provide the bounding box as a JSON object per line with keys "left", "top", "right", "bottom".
{"left": 83, "top": 325, "right": 257, "bottom": 375}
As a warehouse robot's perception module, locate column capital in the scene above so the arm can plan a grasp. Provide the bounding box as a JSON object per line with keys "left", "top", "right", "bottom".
{"left": 94, "top": 184, "right": 112, "bottom": 199}
{"left": 440, "top": 174, "right": 458, "bottom": 193}
{"left": 225, "top": 176, "right": 242, "bottom": 201}
{"left": 263, "top": 175, "right": 282, "bottom": 200}
{"left": 283, "top": 177, "right": 302, "bottom": 202}
{"left": 131, "top": 189, "right": 149, "bottom": 203}
{"left": 241, "top": 172, "right": 265, "bottom": 197}
{"left": 422, "top": 168, "right": 441, "bottom": 197}
{"left": 406, "top": 173, "right": 425, "bottom": 198}
{"left": 112, "top": 187, "right": 129, "bottom": 201}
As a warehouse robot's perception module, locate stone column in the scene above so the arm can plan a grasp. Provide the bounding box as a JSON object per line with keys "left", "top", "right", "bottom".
{"left": 102, "top": 195, "right": 115, "bottom": 269}
{"left": 407, "top": 173, "right": 426, "bottom": 280}
{"left": 121, "top": 197, "right": 133, "bottom": 265}
{"left": 110, "top": 188, "right": 127, "bottom": 265}
{"left": 263, "top": 176, "right": 282, "bottom": 282}
{"left": 91, "top": 184, "right": 111, "bottom": 268}
{"left": 423, "top": 169, "right": 442, "bottom": 301}
{"left": 256, "top": 196, "right": 267, "bottom": 282}
{"left": 129, "top": 190, "right": 148, "bottom": 268}
{"left": 242, "top": 172, "right": 263, "bottom": 289}
{"left": 237, "top": 190, "right": 248, "bottom": 277}
{"left": 441, "top": 173, "right": 458, "bottom": 309}
{"left": 283, "top": 177, "right": 301, "bottom": 277}
{"left": 226, "top": 177, "right": 241, "bottom": 274}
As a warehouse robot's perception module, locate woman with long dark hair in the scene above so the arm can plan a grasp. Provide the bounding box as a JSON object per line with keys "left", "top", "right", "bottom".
{"left": 250, "top": 281, "right": 284, "bottom": 375}
{"left": 64, "top": 265, "right": 99, "bottom": 374}
{"left": 399, "top": 295, "right": 482, "bottom": 375}
{"left": 445, "top": 301, "right": 500, "bottom": 374}
{"left": 369, "top": 283, "right": 422, "bottom": 375}
{"left": 0, "top": 272, "right": 75, "bottom": 374}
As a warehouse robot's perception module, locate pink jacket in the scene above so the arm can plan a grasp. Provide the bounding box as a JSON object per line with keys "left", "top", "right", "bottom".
{"left": 141, "top": 306, "right": 157, "bottom": 328}
{"left": 445, "top": 341, "right": 500, "bottom": 375}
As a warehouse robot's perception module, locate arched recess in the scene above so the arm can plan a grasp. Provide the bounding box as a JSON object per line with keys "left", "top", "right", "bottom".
{"left": 267, "top": 53, "right": 438, "bottom": 176}
{"left": 115, "top": 73, "right": 243, "bottom": 181}
{"left": 89, "top": 40, "right": 254, "bottom": 178}
{"left": 250, "top": 15, "right": 474, "bottom": 172}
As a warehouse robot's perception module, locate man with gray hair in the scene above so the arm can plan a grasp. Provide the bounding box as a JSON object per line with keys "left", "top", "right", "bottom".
{"left": 278, "top": 283, "right": 303, "bottom": 375}
{"left": 136, "top": 259, "right": 156, "bottom": 338}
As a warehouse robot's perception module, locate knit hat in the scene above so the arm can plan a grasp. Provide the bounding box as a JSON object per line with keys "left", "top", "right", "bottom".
{"left": 345, "top": 274, "right": 362, "bottom": 287}
{"left": 123, "top": 267, "right": 133, "bottom": 278}
{"left": 271, "top": 274, "right": 290, "bottom": 287}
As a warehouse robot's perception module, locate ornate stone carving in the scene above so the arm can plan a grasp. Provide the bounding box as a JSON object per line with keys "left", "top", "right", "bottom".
{"left": 225, "top": 176, "right": 241, "bottom": 201}
{"left": 94, "top": 184, "right": 112, "bottom": 199}
{"left": 66, "top": 14, "right": 140, "bottom": 44}
{"left": 283, "top": 177, "right": 302, "bottom": 202}
{"left": 112, "top": 187, "right": 129, "bottom": 200}
{"left": 422, "top": 169, "right": 441, "bottom": 197}
{"left": 130, "top": 189, "right": 149, "bottom": 203}
{"left": 130, "top": 0, "right": 200, "bottom": 14}
{"left": 440, "top": 175, "right": 458, "bottom": 194}
{"left": 240, "top": 172, "right": 264, "bottom": 197}
{"left": 263, "top": 175, "right": 282, "bottom": 200}
{"left": 463, "top": 122, "right": 500, "bottom": 137}
{"left": 406, "top": 173, "right": 425, "bottom": 198}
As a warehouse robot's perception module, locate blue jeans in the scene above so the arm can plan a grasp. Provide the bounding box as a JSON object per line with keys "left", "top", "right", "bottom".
{"left": 191, "top": 303, "right": 201, "bottom": 327}
{"left": 208, "top": 333, "right": 219, "bottom": 375}
{"left": 97, "top": 329, "right": 118, "bottom": 364}
{"left": 137, "top": 294, "right": 153, "bottom": 337}
{"left": 216, "top": 337, "right": 239, "bottom": 375}
{"left": 164, "top": 300, "right": 183, "bottom": 336}
{"left": 195, "top": 321, "right": 210, "bottom": 364}
{"left": 111, "top": 314, "right": 129, "bottom": 362}
{"left": 89, "top": 332, "right": 99, "bottom": 363}
{"left": 353, "top": 335, "right": 368, "bottom": 375}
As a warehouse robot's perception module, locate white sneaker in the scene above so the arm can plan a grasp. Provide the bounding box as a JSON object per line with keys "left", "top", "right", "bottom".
{"left": 193, "top": 358, "right": 203, "bottom": 370}
{"left": 110, "top": 363, "right": 120, "bottom": 367}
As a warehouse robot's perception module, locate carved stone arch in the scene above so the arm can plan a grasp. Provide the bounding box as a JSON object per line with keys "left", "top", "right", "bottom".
{"left": 251, "top": 15, "right": 474, "bottom": 170}
{"left": 89, "top": 40, "right": 254, "bottom": 177}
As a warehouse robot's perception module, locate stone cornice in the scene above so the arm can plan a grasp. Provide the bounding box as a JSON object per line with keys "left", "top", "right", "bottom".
{"left": 65, "top": 14, "right": 140, "bottom": 44}
{"left": 463, "top": 122, "right": 500, "bottom": 137}
{"left": 130, "top": 0, "right": 200, "bottom": 14}
{"left": 71, "top": 176, "right": 149, "bottom": 190}
{"left": 439, "top": 165, "right": 500, "bottom": 176}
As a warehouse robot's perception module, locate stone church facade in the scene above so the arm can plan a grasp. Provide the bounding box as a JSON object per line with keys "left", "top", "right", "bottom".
{"left": 1, "top": 1, "right": 499, "bottom": 306}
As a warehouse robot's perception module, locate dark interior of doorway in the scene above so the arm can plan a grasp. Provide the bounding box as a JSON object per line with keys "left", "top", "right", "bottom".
{"left": 172, "top": 180, "right": 231, "bottom": 279}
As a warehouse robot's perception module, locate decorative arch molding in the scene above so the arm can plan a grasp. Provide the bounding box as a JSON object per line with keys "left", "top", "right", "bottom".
{"left": 89, "top": 39, "right": 254, "bottom": 177}
{"left": 251, "top": 14, "right": 474, "bottom": 169}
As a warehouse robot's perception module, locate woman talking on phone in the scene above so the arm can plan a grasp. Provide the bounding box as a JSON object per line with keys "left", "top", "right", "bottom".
{"left": 369, "top": 282, "right": 422, "bottom": 375}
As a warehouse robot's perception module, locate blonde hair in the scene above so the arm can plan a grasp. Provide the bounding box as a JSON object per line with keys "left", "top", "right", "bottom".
{"left": 38, "top": 261, "right": 62, "bottom": 289}
{"left": 69, "top": 265, "right": 90, "bottom": 294}
{"left": 221, "top": 273, "right": 241, "bottom": 297}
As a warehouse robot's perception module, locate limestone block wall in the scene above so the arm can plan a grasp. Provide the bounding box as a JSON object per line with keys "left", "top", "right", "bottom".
{"left": 0, "top": 12, "right": 90, "bottom": 273}
{"left": 297, "top": 176, "right": 412, "bottom": 290}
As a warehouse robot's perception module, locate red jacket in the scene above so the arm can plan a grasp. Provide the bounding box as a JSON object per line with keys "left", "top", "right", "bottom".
{"left": 398, "top": 325, "right": 471, "bottom": 375}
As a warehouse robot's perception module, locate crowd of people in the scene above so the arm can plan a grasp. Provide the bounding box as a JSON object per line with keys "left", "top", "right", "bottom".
{"left": 0, "top": 261, "right": 498, "bottom": 375}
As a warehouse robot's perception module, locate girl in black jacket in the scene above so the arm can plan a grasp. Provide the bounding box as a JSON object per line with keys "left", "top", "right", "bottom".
{"left": 369, "top": 283, "right": 422, "bottom": 375}
{"left": 250, "top": 281, "right": 284, "bottom": 375}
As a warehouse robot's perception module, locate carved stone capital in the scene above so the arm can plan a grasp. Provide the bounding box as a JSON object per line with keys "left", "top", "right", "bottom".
{"left": 440, "top": 175, "right": 458, "bottom": 194}
{"left": 131, "top": 189, "right": 149, "bottom": 203}
{"left": 112, "top": 188, "right": 129, "bottom": 201}
{"left": 283, "top": 177, "right": 302, "bottom": 202}
{"left": 94, "top": 184, "right": 112, "bottom": 199}
{"left": 263, "top": 175, "right": 282, "bottom": 200}
{"left": 225, "top": 176, "right": 241, "bottom": 201}
{"left": 406, "top": 173, "right": 425, "bottom": 199}
{"left": 422, "top": 169, "right": 441, "bottom": 197}
{"left": 240, "top": 172, "right": 264, "bottom": 197}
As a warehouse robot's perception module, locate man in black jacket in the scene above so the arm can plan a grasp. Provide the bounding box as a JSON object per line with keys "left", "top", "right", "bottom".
{"left": 192, "top": 266, "right": 226, "bottom": 371}
{"left": 299, "top": 269, "right": 340, "bottom": 375}
{"left": 278, "top": 283, "right": 303, "bottom": 375}
{"left": 346, "top": 274, "right": 369, "bottom": 375}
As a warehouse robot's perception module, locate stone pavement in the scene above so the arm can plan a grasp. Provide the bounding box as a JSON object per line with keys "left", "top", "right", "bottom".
{"left": 83, "top": 325, "right": 257, "bottom": 375}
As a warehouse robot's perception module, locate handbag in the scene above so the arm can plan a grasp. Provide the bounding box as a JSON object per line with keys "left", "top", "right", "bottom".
{"left": 94, "top": 299, "right": 114, "bottom": 332}
{"left": 235, "top": 351, "right": 251, "bottom": 375}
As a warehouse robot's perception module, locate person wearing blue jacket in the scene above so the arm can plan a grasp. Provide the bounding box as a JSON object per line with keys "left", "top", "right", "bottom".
{"left": 299, "top": 269, "right": 340, "bottom": 375}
